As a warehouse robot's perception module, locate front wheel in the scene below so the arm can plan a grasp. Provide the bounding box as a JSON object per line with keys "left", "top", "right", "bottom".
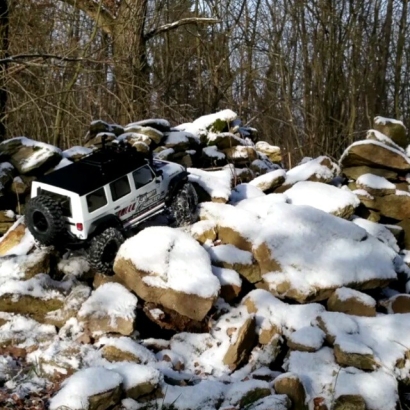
{"left": 168, "top": 182, "right": 198, "bottom": 227}
{"left": 88, "top": 227, "right": 125, "bottom": 275}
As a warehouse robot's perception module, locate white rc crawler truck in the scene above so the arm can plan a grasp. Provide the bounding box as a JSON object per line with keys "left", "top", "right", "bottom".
{"left": 25, "top": 142, "right": 198, "bottom": 274}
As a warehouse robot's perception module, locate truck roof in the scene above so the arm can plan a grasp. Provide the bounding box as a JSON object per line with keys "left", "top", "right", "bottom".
{"left": 37, "top": 146, "right": 150, "bottom": 196}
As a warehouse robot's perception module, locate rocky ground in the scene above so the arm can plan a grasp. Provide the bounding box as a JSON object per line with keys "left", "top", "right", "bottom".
{"left": 0, "top": 113, "right": 410, "bottom": 409}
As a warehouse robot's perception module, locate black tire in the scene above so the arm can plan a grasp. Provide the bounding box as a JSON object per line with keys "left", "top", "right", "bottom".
{"left": 25, "top": 195, "right": 65, "bottom": 246}
{"left": 168, "top": 182, "right": 198, "bottom": 227}
{"left": 88, "top": 227, "right": 125, "bottom": 275}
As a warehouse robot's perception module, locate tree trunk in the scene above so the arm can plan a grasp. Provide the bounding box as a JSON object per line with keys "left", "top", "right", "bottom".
{"left": 0, "top": 0, "right": 9, "bottom": 140}
{"left": 113, "top": 0, "right": 149, "bottom": 124}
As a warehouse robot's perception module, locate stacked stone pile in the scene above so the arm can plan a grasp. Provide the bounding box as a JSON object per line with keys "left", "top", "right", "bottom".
{"left": 1, "top": 112, "right": 410, "bottom": 409}
{"left": 340, "top": 116, "right": 410, "bottom": 249}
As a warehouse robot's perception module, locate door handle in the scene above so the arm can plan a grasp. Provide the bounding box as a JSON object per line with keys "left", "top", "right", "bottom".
{"left": 114, "top": 206, "right": 120, "bottom": 210}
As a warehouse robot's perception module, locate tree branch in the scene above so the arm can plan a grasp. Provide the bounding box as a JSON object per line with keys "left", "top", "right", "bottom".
{"left": 0, "top": 53, "right": 105, "bottom": 65}
{"left": 144, "top": 17, "right": 221, "bottom": 41}
{"left": 58, "top": 0, "right": 115, "bottom": 34}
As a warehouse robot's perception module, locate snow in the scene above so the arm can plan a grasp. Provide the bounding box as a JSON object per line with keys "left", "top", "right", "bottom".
{"left": 0, "top": 217, "right": 35, "bottom": 256}
{"left": 245, "top": 395, "right": 290, "bottom": 410}
{"left": 256, "top": 203, "right": 397, "bottom": 296}
{"left": 234, "top": 194, "right": 289, "bottom": 219}
{"left": 104, "top": 362, "right": 161, "bottom": 390}
{"left": 0, "top": 273, "right": 66, "bottom": 301}
{"left": 96, "top": 336, "right": 157, "bottom": 364}
{"left": 1, "top": 136, "right": 61, "bottom": 154}
{"left": 288, "top": 326, "right": 325, "bottom": 350}
{"left": 353, "top": 217, "right": 400, "bottom": 252}
{"left": 317, "top": 311, "right": 410, "bottom": 375}
{"left": 203, "top": 145, "right": 226, "bottom": 159}
{"left": 116, "top": 226, "right": 220, "bottom": 299}
{"left": 285, "top": 181, "right": 360, "bottom": 215}
{"left": 154, "top": 147, "right": 174, "bottom": 159}
{"left": 5, "top": 209, "right": 15, "bottom": 219}
{"left": 229, "top": 183, "right": 265, "bottom": 204}
{"left": 335, "top": 333, "right": 373, "bottom": 355}
{"left": 333, "top": 287, "right": 376, "bottom": 307}
{"left": 212, "top": 266, "right": 242, "bottom": 288}
{"left": 243, "top": 290, "right": 325, "bottom": 338}
{"left": 62, "top": 146, "right": 92, "bottom": 158}
{"left": 52, "top": 157, "right": 72, "bottom": 171}
{"left": 374, "top": 116, "right": 405, "bottom": 127}
{"left": 57, "top": 255, "right": 90, "bottom": 278}
{"left": 249, "top": 169, "right": 286, "bottom": 190}
{"left": 190, "top": 220, "right": 216, "bottom": 239}
{"left": 78, "top": 283, "right": 138, "bottom": 324}
{"left": 191, "top": 109, "right": 237, "bottom": 131}
{"left": 164, "top": 131, "right": 189, "bottom": 146}
{"left": 0, "top": 313, "right": 56, "bottom": 348}
{"left": 207, "top": 243, "right": 253, "bottom": 266}
{"left": 49, "top": 367, "right": 123, "bottom": 410}
{"left": 188, "top": 167, "right": 232, "bottom": 201}
{"left": 356, "top": 173, "right": 396, "bottom": 190}
{"left": 352, "top": 188, "right": 374, "bottom": 200}
{"left": 207, "top": 132, "right": 245, "bottom": 145}
{"left": 285, "top": 348, "right": 398, "bottom": 410}
{"left": 221, "top": 379, "right": 272, "bottom": 407}
{"left": 284, "top": 156, "right": 339, "bottom": 186}
{"left": 0, "top": 250, "right": 48, "bottom": 284}
{"left": 366, "top": 129, "right": 404, "bottom": 151}
{"left": 201, "top": 201, "right": 397, "bottom": 298}
{"left": 128, "top": 118, "right": 170, "bottom": 129}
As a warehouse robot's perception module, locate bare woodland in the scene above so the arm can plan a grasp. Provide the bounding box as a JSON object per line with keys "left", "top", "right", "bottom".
{"left": 0, "top": 0, "right": 409, "bottom": 163}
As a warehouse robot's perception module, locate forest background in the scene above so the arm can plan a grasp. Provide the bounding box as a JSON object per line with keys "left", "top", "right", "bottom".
{"left": 0, "top": 0, "right": 408, "bottom": 166}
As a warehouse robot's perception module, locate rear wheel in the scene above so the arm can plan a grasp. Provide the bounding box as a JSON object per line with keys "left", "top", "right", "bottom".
{"left": 88, "top": 227, "right": 125, "bottom": 275}
{"left": 25, "top": 195, "right": 65, "bottom": 246}
{"left": 168, "top": 182, "right": 198, "bottom": 227}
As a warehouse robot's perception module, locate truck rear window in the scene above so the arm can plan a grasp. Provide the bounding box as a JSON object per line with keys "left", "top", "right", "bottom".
{"left": 37, "top": 188, "right": 72, "bottom": 217}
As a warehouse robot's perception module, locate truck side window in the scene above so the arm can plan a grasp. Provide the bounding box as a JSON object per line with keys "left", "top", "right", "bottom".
{"left": 87, "top": 188, "right": 107, "bottom": 213}
{"left": 110, "top": 176, "right": 131, "bottom": 201}
{"left": 133, "top": 165, "right": 154, "bottom": 189}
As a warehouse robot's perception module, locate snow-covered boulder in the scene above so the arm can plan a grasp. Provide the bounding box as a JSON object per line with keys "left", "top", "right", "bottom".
{"left": 206, "top": 132, "right": 244, "bottom": 149}
{"left": 207, "top": 243, "right": 261, "bottom": 283}
{"left": 113, "top": 227, "right": 220, "bottom": 321}
{"left": 356, "top": 173, "right": 396, "bottom": 196}
{"left": 333, "top": 335, "right": 377, "bottom": 370}
{"left": 221, "top": 380, "right": 272, "bottom": 408}
{"left": 190, "top": 220, "right": 217, "bottom": 244}
{"left": 285, "top": 181, "right": 360, "bottom": 219}
{"left": 78, "top": 283, "right": 138, "bottom": 336}
{"left": 373, "top": 116, "right": 408, "bottom": 149}
{"left": 0, "top": 312, "right": 56, "bottom": 348}
{"left": 0, "top": 274, "right": 66, "bottom": 323}
{"left": 255, "top": 141, "right": 282, "bottom": 163}
{"left": 381, "top": 293, "right": 410, "bottom": 314}
{"left": 0, "top": 137, "right": 62, "bottom": 175}
{"left": 97, "top": 336, "right": 156, "bottom": 364}
{"left": 243, "top": 290, "right": 325, "bottom": 344}
{"left": 188, "top": 167, "right": 232, "bottom": 203}
{"left": 284, "top": 348, "right": 398, "bottom": 410}
{"left": 211, "top": 266, "right": 242, "bottom": 302}
{"left": 46, "top": 284, "right": 91, "bottom": 327}
{"left": 273, "top": 373, "right": 307, "bottom": 410}
{"left": 63, "top": 146, "right": 93, "bottom": 161}
{"left": 89, "top": 119, "right": 124, "bottom": 138}
{"left": 223, "top": 145, "right": 258, "bottom": 165}
{"left": 340, "top": 140, "right": 410, "bottom": 171}
{"left": 253, "top": 203, "right": 397, "bottom": 302}
{"left": 164, "top": 131, "right": 191, "bottom": 151}
{"left": 327, "top": 287, "right": 376, "bottom": 317}
{"left": 287, "top": 326, "right": 325, "bottom": 352}
{"left": 280, "top": 156, "right": 340, "bottom": 190}
{"left": 191, "top": 109, "right": 238, "bottom": 134}
{"left": 249, "top": 169, "right": 286, "bottom": 192}
{"left": 105, "top": 362, "right": 161, "bottom": 400}
{"left": 126, "top": 118, "right": 171, "bottom": 133}
{"left": 49, "top": 367, "right": 123, "bottom": 410}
